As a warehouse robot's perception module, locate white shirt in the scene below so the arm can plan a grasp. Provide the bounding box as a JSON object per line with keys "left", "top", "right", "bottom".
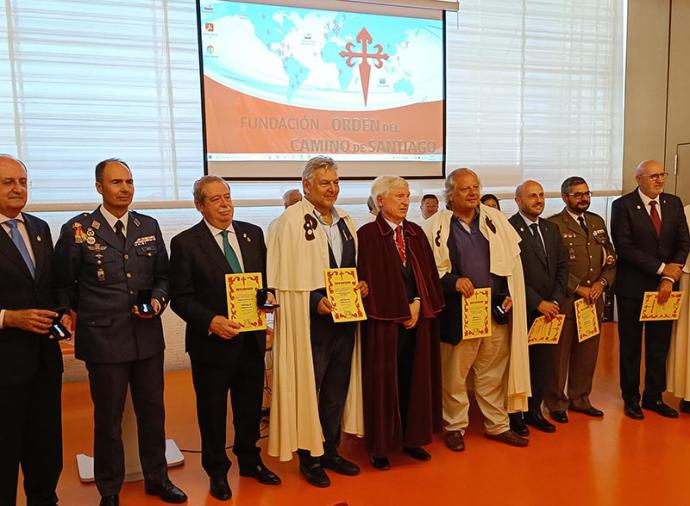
{"left": 313, "top": 207, "right": 343, "bottom": 267}
{"left": 0, "top": 212, "right": 36, "bottom": 329}
{"left": 99, "top": 205, "right": 129, "bottom": 235}
{"left": 519, "top": 212, "right": 547, "bottom": 252}
{"left": 205, "top": 220, "right": 245, "bottom": 271}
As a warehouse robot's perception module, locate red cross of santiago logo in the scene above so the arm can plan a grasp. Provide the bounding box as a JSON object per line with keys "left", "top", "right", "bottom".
{"left": 339, "top": 28, "right": 389, "bottom": 106}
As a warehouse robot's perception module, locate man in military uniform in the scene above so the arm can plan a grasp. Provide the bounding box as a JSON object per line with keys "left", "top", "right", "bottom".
{"left": 54, "top": 159, "right": 186, "bottom": 506}
{"left": 544, "top": 176, "right": 616, "bottom": 422}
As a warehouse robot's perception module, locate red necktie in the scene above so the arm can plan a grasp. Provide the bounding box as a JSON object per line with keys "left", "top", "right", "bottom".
{"left": 395, "top": 225, "right": 406, "bottom": 265}
{"left": 649, "top": 201, "right": 661, "bottom": 236}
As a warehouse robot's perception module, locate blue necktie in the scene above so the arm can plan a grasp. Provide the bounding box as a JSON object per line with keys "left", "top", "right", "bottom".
{"left": 6, "top": 219, "right": 35, "bottom": 278}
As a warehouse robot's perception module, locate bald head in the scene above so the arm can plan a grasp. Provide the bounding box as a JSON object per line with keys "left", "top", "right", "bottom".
{"left": 514, "top": 179, "right": 545, "bottom": 220}
{"left": 635, "top": 159, "right": 667, "bottom": 199}
{"left": 0, "top": 155, "right": 29, "bottom": 218}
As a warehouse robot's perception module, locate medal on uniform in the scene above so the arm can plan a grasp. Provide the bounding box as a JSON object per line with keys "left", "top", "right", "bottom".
{"left": 87, "top": 228, "right": 95, "bottom": 237}
{"left": 92, "top": 220, "right": 101, "bottom": 230}
{"left": 97, "top": 268, "right": 106, "bottom": 282}
{"left": 133, "top": 217, "right": 141, "bottom": 227}
{"left": 72, "top": 222, "right": 87, "bottom": 243}
{"left": 87, "top": 237, "right": 96, "bottom": 245}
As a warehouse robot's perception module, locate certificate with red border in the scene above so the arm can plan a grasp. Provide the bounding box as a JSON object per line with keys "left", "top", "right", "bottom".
{"left": 640, "top": 291, "right": 685, "bottom": 321}
{"left": 575, "top": 298, "right": 600, "bottom": 343}
{"left": 324, "top": 268, "right": 367, "bottom": 323}
{"left": 462, "top": 288, "right": 491, "bottom": 340}
{"left": 528, "top": 314, "right": 565, "bottom": 345}
{"left": 226, "top": 273, "right": 266, "bottom": 332}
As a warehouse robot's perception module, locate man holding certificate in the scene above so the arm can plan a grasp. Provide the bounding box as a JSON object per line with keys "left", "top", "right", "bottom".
{"left": 509, "top": 180, "right": 568, "bottom": 432}
{"left": 267, "top": 156, "right": 366, "bottom": 488}
{"left": 170, "top": 176, "right": 280, "bottom": 501}
{"left": 425, "top": 169, "right": 530, "bottom": 452}
{"left": 611, "top": 160, "right": 690, "bottom": 420}
{"left": 545, "top": 177, "right": 616, "bottom": 422}
{"left": 358, "top": 175, "right": 444, "bottom": 468}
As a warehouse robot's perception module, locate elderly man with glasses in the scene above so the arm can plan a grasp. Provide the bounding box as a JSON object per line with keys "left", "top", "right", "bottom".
{"left": 611, "top": 160, "right": 690, "bottom": 420}
{"left": 543, "top": 177, "right": 616, "bottom": 423}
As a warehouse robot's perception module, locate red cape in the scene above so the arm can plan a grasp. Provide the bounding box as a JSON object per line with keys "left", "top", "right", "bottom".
{"left": 357, "top": 214, "right": 444, "bottom": 455}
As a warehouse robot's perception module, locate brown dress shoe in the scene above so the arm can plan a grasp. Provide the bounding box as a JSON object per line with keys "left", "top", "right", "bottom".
{"left": 444, "top": 430, "right": 465, "bottom": 452}
{"left": 485, "top": 430, "right": 529, "bottom": 447}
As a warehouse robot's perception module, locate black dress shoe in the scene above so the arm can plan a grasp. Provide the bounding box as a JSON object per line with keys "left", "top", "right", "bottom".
{"left": 239, "top": 462, "right": 282, "bottom": 485}
{"left": 99, "top": 496, "right": 118, "bottom": 506}
{"left": 680, "top": 400, "right": 690, "bottom": 414}
{"left": 570, "top": 406, "right": 604, "bottom": 417}
{"left": 209, "top": 476, "right": 232, "bottom": 501}
{"left": 368, "top": 454, "right": 391, "bottom": 470}
{"left": 551, "top": 410, "right": 568, "bottom": 423}
{"left": 145, "top": 479, "right": 187, "bottom": 503}
{"left": 509, "top": 413, "right": 530, "bottom": 437}
{"left": 402, "top": 446, "right": 431, "bottom": 461}
{"left": 524, "top": 411, "right": 556, "bottom": 433}
{"left": 642, "top": 399, "right": 679, "bottom": 418}
{"left": 624, "top": 403, "right": 644, "bottom": 420}
{"left": 321, "top": 454, "right": 360, "bottom": 476}
{"left": 299, "top": 462, "right": 330, "bottom": 488}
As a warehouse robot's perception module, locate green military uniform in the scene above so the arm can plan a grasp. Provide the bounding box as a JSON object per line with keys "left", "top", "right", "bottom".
{"left": 545, "top": 208, "right": 616, "bottom": 411}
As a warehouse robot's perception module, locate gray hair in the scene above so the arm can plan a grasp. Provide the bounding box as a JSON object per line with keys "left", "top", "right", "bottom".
{"left": 282, "top": 188, "right": 300, "bottom": 202}
{"left": 0, "top": 154, "right": 27, "bottom": 171}
{"left": 302, "top": 156, "right": 337, "bottom": 182}
{"left": 370, "top": 175, "right": 409, "bottom": 211}
{"left": 444, "top": 168, "right": 479, "bottom": 207}
{"left": 193, "top": 175, "right": 228, "bottom": 203}
{"left": 560, "top": 176, "right": 587, "bottom": 195}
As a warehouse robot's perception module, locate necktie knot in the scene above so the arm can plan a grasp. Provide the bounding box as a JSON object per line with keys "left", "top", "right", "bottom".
{"left": 650, "top": 200, "right": 657, "bottom": 208}
{"left": 577, "top": 216, "right": 588, "bottom": 234}
{"left": 6, "top": 219, "right": 18, "bottom": 231}
{"left": 529, "top": 223, "right": 539, "bottom": 235}
{"left": 115, "top": 220, "right": 124, "bottom": 233}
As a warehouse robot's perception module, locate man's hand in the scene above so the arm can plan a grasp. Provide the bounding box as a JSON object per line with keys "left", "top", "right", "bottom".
{"left": 575, "top": 285, "right": 591, "bottom": 301}
{"left": 662, "top": 263, "right": 684, "bottom": 282}
{"left": 131, "top": 298, "right": 161, "bottom": 319}
{"left": 501, "top": 296, "right": 512, "bottom": 312}
{"left": 657, "top": 278, "right": 674, "bottom": 304}
{"left": 4, "top": 309, "right": 57, "bottom": 334}
{"left": 403, "top": 299, "right": 421, "bottom": 330}
{"left": 455, "top": 277, "right": 475, "bottom": 298}
{"left": 588, "top": 282, "right": 605, "bottom": 305}
{"left": 537, "top": 300, "right": 560, "bottom": 322}
{"left": 261, "top": 291, "right": 278, "bottom": 314}
{"left": 209, "top": 316, "right": 241, "bottom": 340}
{"left": 317, "top": 297, "right": 334, "bottom": 315}
{"left": 356, "top": 281, "right": 369, "bottom": 298}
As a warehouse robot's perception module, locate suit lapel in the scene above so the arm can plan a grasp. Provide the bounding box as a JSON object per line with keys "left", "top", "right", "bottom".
{"left": 24, "top": 214, "right": 45, "bottom": 281}
{"left": 659, "top": 193, "right": 671, "bottom": 238}
{"left": 515, "top": 215, "right": 548, "bottom": 269}
{"left": 194, "top": 220, "right": 230, "bottom": 274}
{"left": 631, "top": 190, "right": 659, "bottom": 238}
{"left": 233, "top": 221, "right": 253, "bottom": 272}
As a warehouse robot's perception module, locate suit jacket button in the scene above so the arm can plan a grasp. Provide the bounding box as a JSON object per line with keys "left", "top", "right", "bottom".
{"left": 127, "top": 272, "right": 132, "bottom": 278}
{"left": 124, "top": 254, "right": 129, "bottom": 260}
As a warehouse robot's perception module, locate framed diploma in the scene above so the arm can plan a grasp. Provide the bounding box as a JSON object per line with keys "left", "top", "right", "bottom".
{"left": 528, "top": 314, "right": 565, "bottom": 345}
{"left": 324, "top": 268, "right": 367, "bottom": 323}
{"left": 639, "top": 291, "right": 685, "bottom": 321}
{"left": 226, "top": 273, "right": 267, "bottom": 332}
{"left": 462, "top": 287, "right": 491, "bottom": 340}
{"left": 574, "top": 298, "right": 600, "bottom": 343}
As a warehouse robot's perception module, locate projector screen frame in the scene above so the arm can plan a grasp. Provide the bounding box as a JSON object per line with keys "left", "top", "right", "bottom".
{"left": 195, "top": 0, "right": 448, "bottom": 181}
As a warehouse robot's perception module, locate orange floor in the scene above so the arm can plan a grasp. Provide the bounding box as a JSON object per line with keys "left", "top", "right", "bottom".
{"left": 19, "top": 323, "right": 690, "bottom": 505}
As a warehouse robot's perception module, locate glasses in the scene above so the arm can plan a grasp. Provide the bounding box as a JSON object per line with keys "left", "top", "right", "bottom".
{"left": 567, "top": 191, "right": 592, "bottom": 199}
{"left": 641, "top": 172, "right": 668, "bottom": 181}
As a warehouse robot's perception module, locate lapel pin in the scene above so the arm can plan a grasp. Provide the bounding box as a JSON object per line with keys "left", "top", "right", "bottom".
{"left": 243, "top": 232, "right": 251, "bottom": 242}
{"left": 36, "top": 235, "right": 42, "bottom": 242}
{"left": 636, "top": 205, "right": 641, "bottom": 210}
{"left": 520, "top": 227, "right": 525, "bottom": 232}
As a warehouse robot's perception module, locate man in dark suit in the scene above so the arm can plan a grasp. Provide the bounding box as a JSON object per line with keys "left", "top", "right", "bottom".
{"left": 54, "top": 159, "right": 186, "bottom": 506}
{"left": 170, "top": 176, "right": 280, "bottom": 501}
{"left": 0, "top": 155, "right": 69, "bottom": 506}
{"left": 509, "top": 180, "right": 568, "bottom": 433}
{"left": 611, "top": 159, "right": 690, "bottom": 420}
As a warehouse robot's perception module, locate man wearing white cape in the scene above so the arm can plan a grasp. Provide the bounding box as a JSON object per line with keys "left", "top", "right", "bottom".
{"left": 267, "top": 156, "right": 365, "bottom": 488}
{"left": 423, "top": 169, "right": 531, "bottom": 451}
